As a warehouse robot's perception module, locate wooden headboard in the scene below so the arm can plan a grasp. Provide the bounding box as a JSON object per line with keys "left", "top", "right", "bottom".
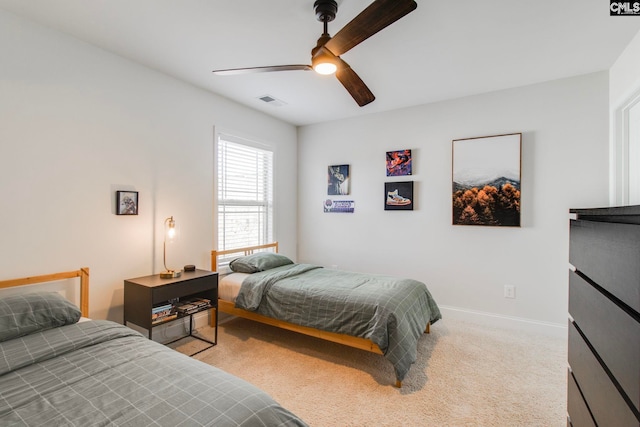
{"left": 0, "top": 268, "right": 90, "bottom": 317}
{"left": 211, "top": 242, "right": 278, "bottom": 272}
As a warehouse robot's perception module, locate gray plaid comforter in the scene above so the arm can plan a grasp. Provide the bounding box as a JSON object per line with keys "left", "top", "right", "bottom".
{"left": 235, "top": 264, "right": 442, "bottom": 382}
{"left": 0, "top": 320, "right": 307, "bottom": 426}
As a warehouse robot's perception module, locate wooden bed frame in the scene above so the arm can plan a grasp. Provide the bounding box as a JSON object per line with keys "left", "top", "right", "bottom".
{"left": 0, "top": 267, "right": 90, "bottom": 317}
{"left": 211, "top": 243, "right": 429, "bottom": 387}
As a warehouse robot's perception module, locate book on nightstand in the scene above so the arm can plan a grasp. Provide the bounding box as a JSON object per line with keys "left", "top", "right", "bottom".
{"left": 176, "top": 298, "right": 211, "bottom": 315}
{"left": 151, "top": 304, "right": 174, "bottom": 323}
{"left": 151, "top": 313, "right": 177, "bottom": 325}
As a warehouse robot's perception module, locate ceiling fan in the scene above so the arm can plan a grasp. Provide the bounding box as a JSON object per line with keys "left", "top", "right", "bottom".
{"left": 211, "top": 0, "right": 418, "bottom": 107}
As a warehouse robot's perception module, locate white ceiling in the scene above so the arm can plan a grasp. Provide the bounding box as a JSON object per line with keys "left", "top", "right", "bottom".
{"left": 1, "top": 0, "right": 639, "bottom": 126}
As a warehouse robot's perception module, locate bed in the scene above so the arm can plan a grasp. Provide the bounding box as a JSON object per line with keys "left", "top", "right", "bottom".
{"left": 0, "top": 267, "right": 307, "bottom": 427}
{"left": 211, "top": 243, "right": 442, "bottom": 387}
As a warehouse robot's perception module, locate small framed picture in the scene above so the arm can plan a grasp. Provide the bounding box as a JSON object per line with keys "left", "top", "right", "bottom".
{"left": 328, "top": 164, "right": 350, "bottom": 195}
{"left": 386, "top": 149, "right": 412, "bottom": 176}
{"left": 116, "top": 191, "right": 139, "bottom": 215}
{"left": 385, "top": 181, "right": 413, "bottom": 211}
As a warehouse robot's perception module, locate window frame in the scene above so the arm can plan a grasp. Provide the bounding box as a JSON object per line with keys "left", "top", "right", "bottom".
{"left": 214, "top": 130, "right": 275, "bottom": 256}
{"left": 611, "top": 89, "right": 640, "bottom": 205}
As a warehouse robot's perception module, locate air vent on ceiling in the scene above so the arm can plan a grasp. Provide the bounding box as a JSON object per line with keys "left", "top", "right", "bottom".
{"left": 258, "top": 94, "right": 287, "bottom": 107}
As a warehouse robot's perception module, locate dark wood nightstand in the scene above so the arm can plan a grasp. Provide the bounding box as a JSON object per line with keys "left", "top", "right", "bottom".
{"left": 124, "top": 269, "right": 218, "bottom": 355}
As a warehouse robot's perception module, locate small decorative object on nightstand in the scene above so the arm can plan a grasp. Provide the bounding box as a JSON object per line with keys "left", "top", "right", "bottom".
{"left": 124, "top": 269, "right": 218, "bottom": 356}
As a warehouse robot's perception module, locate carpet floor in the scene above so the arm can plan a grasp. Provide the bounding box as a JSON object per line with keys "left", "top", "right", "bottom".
{"left": 170, "top": 316, "right": 567, "bottom": 426}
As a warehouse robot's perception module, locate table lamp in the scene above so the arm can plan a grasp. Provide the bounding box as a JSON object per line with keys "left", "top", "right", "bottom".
{"left": 160, "top": 216, "right": 181, "bottom": 279}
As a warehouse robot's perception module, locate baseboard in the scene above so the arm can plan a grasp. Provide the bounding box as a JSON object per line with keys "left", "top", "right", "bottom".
{"left": 165, "top": 307, "right": 566, "bottom": 339}
{"left": 439, "top": 305, "right": 568, "bottom": 338}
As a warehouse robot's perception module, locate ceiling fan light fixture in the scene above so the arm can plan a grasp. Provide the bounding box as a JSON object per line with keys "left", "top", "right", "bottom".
{"left": 313, "top": 61, "right": 337, "bottom": 75}
{"left": 312, "top": 48, "right": 337, "bottom": 75}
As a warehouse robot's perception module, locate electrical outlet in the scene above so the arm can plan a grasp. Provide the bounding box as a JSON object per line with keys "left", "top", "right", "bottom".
{"left": 504, "top": 285, "right": 516, "bottom": 299}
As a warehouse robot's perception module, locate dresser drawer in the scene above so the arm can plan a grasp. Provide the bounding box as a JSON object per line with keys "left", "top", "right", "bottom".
{"left": 569, "top": 219, "right": 640, "bottom": 313}
{"left": 568, "top": 322, "right": 639, "bottom": 426}
{"left": 569, "top": 271, "right": 640, "bottom": 413}
{"left": 567, "top": 369, "right": 596, "bottom": 427}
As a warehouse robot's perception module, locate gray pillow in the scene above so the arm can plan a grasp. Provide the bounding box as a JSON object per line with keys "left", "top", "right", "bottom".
{"left": 0, "top": 292, "right": 81, "bottom": 342}
{"left": 229, "top": 252, "right": 294, "bottom": 273}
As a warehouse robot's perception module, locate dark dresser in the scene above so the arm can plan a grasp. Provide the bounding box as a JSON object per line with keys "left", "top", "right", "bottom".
{"left": 568, "top": 206, "right": 640, "bottom": 426}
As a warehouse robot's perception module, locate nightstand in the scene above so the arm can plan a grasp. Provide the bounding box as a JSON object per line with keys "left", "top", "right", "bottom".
{"left": 124, "top": 269, "right": 218, "bottom": 355}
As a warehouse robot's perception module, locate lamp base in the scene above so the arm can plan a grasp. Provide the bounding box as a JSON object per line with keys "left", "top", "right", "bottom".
{"left": 160, "top": 270, "right": 182, "bottom": 279}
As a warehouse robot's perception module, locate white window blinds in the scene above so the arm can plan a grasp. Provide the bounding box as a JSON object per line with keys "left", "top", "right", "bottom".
{"left": 217, "top": 135, "right": 274, "bottom": 251}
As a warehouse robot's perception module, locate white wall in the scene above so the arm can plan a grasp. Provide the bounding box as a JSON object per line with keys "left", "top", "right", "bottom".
{"left": 298, "top": 72, "right": 609, "bottom": 331}
{"left": 610, "top": 29, "right": 640, "bottom": 109}
{"left": 0, "top": 9, "right": 298, "bottom": 322}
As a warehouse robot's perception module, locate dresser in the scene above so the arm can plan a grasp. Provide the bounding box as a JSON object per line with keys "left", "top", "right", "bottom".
{"left": 568, "top": 206, "right": 640, "bottom": 426}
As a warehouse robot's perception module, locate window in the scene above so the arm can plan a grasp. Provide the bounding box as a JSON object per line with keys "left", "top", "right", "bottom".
{"left": 217, "top": 134, "right": 273, "bottom": 252}
{"left": 612, "top": 93, "right": 640, "bottom": 205}
{"left": 628, "top": 100, "right": 640, "bottom": 204}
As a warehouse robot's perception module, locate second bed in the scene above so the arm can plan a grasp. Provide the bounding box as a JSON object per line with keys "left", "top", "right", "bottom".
{"left": 212, "top": 243, "right": 441, "bottom": 387}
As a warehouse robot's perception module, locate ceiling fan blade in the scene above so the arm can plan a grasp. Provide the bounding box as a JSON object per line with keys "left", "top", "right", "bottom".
{"left": 335, "top": 58, "right": 375, "bottom": 107}
{"left": 212, "top": 65, "right": 312, "bottom": 75}
{"left": 324, "top": 0, "right": 417, "bottom": 56}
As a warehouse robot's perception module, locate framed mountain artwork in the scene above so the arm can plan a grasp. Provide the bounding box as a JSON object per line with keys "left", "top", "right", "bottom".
{"left": 452, "top": 133, "right": 521, "bottom": 226}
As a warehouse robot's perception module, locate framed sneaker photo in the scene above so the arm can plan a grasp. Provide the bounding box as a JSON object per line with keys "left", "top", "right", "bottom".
{"left": 385, "top": 181, "right": 413, "bottom": 211}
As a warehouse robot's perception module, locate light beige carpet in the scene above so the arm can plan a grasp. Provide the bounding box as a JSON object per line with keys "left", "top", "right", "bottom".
{"left": 171, "top": 317, "right": 567, "bottom": 426}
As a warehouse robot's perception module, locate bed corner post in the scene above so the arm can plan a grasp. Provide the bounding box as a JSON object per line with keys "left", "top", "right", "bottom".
{"left": 80, "top": 267, "right": 89, "bottom": 318}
